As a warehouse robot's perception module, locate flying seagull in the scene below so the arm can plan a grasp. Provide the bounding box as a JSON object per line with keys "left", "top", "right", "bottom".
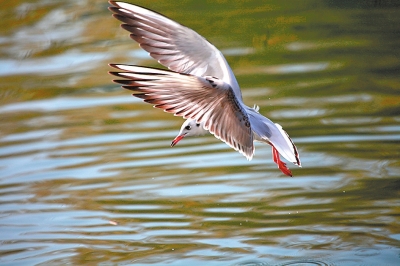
{"left": 108, "top": 1, "right": 301, "bottom": 176}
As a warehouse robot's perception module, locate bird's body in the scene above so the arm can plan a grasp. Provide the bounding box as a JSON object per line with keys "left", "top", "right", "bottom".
{"left": 108, "top": 1, "right": 301, "bottom": 176}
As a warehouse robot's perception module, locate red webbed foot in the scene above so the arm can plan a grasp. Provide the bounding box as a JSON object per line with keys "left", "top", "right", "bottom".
{"left": 272, "top": 146, "right": 293, "bottom": 177}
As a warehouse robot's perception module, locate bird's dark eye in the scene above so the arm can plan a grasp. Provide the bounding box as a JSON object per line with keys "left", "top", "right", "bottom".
{"left": 185, "top": 125, "right": 191, "bottom": 130}
{"left": 196, "top": 123, "right": 200, "bottom": 127}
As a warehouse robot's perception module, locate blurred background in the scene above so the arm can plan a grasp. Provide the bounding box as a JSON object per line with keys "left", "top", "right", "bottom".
{"left": 0, "top": 0, "right": 399, "bottom": 265}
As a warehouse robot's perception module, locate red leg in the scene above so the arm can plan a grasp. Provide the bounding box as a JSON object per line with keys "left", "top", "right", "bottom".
{"left": 272, "top": 146, "right": 293, "bottom": 177}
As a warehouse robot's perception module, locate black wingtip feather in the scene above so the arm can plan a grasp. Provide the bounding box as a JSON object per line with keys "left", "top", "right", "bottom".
{"left": 108, "top": 71, "right": 125, "bottom": 78}
{"left": 112, "top": 79, "right": 134, "bottom": 85}
{"left": 122, "top": 85, "right": 142, "bottom": 91}
{"left": 108, "top": 64, "right": 123, "bottom": 70}
{"left": 130, "top": 93, "right": 148, "bottom": 99}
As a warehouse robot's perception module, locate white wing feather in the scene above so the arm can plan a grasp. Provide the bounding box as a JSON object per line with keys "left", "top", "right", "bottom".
{"left": 110, "top": 64, "right": 254, "bottom": 159}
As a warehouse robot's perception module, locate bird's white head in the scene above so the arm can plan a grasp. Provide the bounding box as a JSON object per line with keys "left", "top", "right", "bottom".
{"left": 171, "top": 119, "right": 207, "bottom": 147}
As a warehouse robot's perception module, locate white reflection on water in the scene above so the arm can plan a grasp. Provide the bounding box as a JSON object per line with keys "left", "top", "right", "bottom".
{"left": 0, "top": 96, "right": 135, "bottom": 112}
{"left": 264, "top": 62, "right": 330, "bottom": 74}
{"left": 1, "top": 129, "right": 63, "bottom": 142}
{"left": 297, "top": 134, "right": 400, "bottom": 143}
{"left": 0, "top": 50, "right": 109, "bottom": 76}
{"left": 272, "top": 108, "right": 327, "bottom": 118}
{"left": 237, "top": 62, "right": 330, "bottom": 75}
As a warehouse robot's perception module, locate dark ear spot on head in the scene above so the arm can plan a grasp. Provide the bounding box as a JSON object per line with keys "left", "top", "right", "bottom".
{"left": 196, "top": 123, "right": 200, "bottom": 127}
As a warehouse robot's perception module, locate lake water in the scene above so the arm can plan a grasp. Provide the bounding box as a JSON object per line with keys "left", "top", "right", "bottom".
{"left": 1, "top": 0, "right": 399, "bottom": 265}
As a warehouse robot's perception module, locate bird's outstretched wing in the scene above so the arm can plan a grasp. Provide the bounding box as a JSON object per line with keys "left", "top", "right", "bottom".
{"left": 109, "top": 64, "right": 254, "bottom": 159}
{"left": 108, "top": 1, "right": 242, "bottom": 100}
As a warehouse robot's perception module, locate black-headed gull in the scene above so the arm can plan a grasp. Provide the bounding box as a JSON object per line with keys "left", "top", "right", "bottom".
{"left": 108, "top": 1, "right": 301, "bottom": 176}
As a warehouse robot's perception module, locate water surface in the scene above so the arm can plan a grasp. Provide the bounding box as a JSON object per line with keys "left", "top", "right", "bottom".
{"left": 1, "top": 0, "right": 399, "bottom": 265}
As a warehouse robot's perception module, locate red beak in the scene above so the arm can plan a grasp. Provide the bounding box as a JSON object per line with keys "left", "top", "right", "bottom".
{"left": 171, "top": 135, "right": 185, "bottom": 147}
